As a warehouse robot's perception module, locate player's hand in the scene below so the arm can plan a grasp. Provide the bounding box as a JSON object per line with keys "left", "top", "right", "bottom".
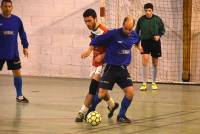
{"left": 94, "top": 54, "right": 105, "bottom": 63}
{"left": 23, "top": 48, "right": 29, "bottom": 58}
{"left": 135, "top": 44, "right": 144, "bottom": 53}
{"left": 139, "top": 46, "right": 144, "bottom": 53}
{"left": 81, "top": 50, "right": 90, "bottom": 59}
{"left": 154, "top": 35, "right": 160, "bottom": 41}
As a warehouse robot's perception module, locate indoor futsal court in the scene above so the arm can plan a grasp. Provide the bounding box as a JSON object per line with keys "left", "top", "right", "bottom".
{"left": 0, "top": 0, "right": 200, "bottom": 134}
{"left": 0, "top": 76, "right": 200, "bottom": 134}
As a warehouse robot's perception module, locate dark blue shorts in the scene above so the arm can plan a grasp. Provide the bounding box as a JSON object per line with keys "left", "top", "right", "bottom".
{"left": 0, "top": 57, "right": 21, "bottom": 71}
{"left": 99, "top": 64, "right": 133, "bottom": 90}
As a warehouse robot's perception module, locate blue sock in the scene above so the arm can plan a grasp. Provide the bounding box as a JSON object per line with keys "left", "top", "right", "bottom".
{"left": 118, "top": 96, "right": 132, "bottom": 117}
{"left": 89, "top": 94, "right": 102, "bottom": 111}
{"left": 14, "top": 76, "right": 23, "bottom": 97}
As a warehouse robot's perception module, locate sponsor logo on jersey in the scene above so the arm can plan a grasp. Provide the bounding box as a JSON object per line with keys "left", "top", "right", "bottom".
{"left": 3, "top": 31, "right": 14, "bottom": 35}
{"left": 118, "top": 49, "right": 130, "bottom": 55}
{"left": 117, "top": 41, "right": 123, "bottom": 44}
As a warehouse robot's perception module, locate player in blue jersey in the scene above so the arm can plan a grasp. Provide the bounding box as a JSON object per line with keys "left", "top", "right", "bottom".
{"left": 75, "top": 9, "right": 119, "bottom": 122}
{"left": 82, "top": 16, "right": 140, "bottom": 123}
{"left": 0, "top": 0, "right": 29, "bottom": 103}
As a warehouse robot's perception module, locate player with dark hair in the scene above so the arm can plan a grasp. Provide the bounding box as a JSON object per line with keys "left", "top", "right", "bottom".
{"left": 0, "top": 0, "right": 29, "bottom": 103}
{"left": 75, "top": 8, "right": 119, "bottom": 122}
{"left": 136, "top": 3, "right": 165, "bottom": 91}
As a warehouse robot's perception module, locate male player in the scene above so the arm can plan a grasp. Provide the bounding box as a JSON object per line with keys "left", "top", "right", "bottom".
{"left": 82, "top": 16, "right": 140, "bottom": 123}
{"left": 75, "top": 8, "right": 118, "bottom": 122}
{"left": 136, "top": 3, "right": 165, "bottom": 91}
{"left": 0, "top": 0, "right": 29, "bottom": 103}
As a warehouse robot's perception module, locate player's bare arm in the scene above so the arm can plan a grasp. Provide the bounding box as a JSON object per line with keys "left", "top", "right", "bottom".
{"left": 94, "top": 53, "right": 105, "bottom": 63}
{"left": 81, "top": 45, "right": 94, "bottom": 59}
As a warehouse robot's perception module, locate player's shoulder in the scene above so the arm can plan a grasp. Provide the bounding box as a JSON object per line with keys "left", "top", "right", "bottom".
{"left": 98, "top": 23, "right": 108, "bottom": 32}
{"left": 153, "top": 14, "right": 162, "bottom": 20}
{"left": 0, "top": 14, "right": 19, "bottom": 20}
{"left": 139, "top": 15, "right": 146, "bottom": 20}
{"left": 91, "top": 23, "right": 108, "bottom": 36}
{"left": 107, "top": 28, "right": 120, "bottom": 35}
{"left": 11, "top": 14, "right": 22, "bottom": 21}
{"left": 137, "top": 15, "right": 146, "bottom": 24}
{"left": 11, "top": 14, "right": 20, "bottom": 19}
{"left": 99, "top": 23, "right": 108, "bottom": 30}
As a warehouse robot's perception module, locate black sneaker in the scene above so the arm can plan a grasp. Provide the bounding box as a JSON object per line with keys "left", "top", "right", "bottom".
{"left": 117, "top": 115, "right": 131, "bottom": 123}
{"left": 16, "top": 96, "right": 29, "bottom": 103}
{"left": 75, "top": 112, "right": 85, "bottom": 122}
{"left": 108, "top": 102, "right": 119, "bottom": 118}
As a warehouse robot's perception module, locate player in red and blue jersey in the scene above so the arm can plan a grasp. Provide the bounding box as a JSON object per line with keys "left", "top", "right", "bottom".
{"left": 75, "top": 9, "right": 119, "bottom": 122}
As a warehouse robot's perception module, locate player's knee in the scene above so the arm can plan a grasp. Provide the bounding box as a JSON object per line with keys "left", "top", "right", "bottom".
{"left": 124, "top": 87, "right": 134, "bottom": 100}
{"left": 12, "top": 69, "right": 21, "bottom": 77}
{"left": 103, "top": 92, "right": 110, "bottom": 101}
{"left": 143, "top": 56, "right": 149, "bottom": 64}
{"left": 125, "top": 93, "right": 133, "bottom": 100}
{"left": 98, "top": 88, "right": 107, "bottom": 98}
{"left": 152, "top": 61, "right": 158, "bottom": 67}
{"left": 142, "top": 60, "right": 148, "bottom": 66}
{"left": 92, "top": 74, "right": 101, "bottom": 81}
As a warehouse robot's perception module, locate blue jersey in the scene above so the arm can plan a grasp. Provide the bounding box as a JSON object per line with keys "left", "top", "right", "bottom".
{"left": 90, "top": 28, "right": 140, "bottom": 66}
{"left": 0, "top": 14, "right": 29, "bottom": 60}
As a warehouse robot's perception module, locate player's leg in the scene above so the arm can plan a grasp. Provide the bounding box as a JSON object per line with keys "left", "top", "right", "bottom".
{"left": 75, "top": 68, "right": 98, "bottom": 122}
{"left": 94, "top": 65, "right": 119, "bottom": 118}
{"left": 89, "top": 65, "right": 115, "bottom": 112}
{"left": 117, "top": 86, "right": 135, "bottom": 123}
{"left": 8, "top": 57, "right": 29, "bottom": 103}
{"left": 89, "top": 88, "right": 107, "bottom": 112}
{"left": 151, "top": 40, "right": 161, "bottom": 90}
{"left": 116, "top": 67, "right": 135, "bottom": 123}
{"left": 151, "top": 57, "right": 159, "bottom": 89}
{"left": 89, "top": 65, "right": 118, "bottom": 116}
{"left": 140, "top": 40, "right": 151, "bottom": 91}
{"left": 141, "top": 54, "right": 150, "bottom": 86}
{"left": 104, "top": 91, "right": 119, "bottom": 118}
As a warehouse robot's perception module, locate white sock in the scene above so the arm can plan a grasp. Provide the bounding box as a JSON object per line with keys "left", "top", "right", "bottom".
{"left": 106, "top": 98, "right": 115, "bottom": 110}
{"left": 142, "top": 66, "right": 148, "bottom": 84}
{"left": 79, "top": 105, "right": 89, "bottom": 114}
{"left": 17, "top": 96, "right": 24, "bottom": 100}
{"left": 152, "top": 65, "right": 157, "bottom": 83}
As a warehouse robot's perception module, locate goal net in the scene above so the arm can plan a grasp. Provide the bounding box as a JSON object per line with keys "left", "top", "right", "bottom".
{"left": 102, "top": 0, "right": 200, "bottom": 83}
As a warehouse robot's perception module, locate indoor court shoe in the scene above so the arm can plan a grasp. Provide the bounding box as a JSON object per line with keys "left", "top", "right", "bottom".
{"left": 140, "top": 83, "right": 147, "bottom": 91}
{"left": 16, "top": 96, "right": 29, "bottom": 103}
{"left": 108, "top": 102, "right": 119, "bottom": 118}
{"left": 75, "top": 112, "right": 84, "bottom": 122}
{"left": 117, "top": 115, "right": 131, "bottom": 123}
{"left": 152, "top": 83, "right": 158, "bottom": 90}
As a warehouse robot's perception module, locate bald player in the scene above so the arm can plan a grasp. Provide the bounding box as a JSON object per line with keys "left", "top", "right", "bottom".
{"left": 82, "top": 16, "right": 140, "bottom": 123}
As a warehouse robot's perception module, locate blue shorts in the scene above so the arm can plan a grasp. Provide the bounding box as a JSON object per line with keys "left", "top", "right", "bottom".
{"left": 99, "top": 64, "right": 133, "bottom": 90}
{"left": 0, "top": 57, "right": 21, "bottom": 71}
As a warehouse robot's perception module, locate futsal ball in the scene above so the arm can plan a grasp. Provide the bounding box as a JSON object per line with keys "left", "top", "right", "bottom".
{"left": 86, "top": 111, "right": 101, "bottom": 126}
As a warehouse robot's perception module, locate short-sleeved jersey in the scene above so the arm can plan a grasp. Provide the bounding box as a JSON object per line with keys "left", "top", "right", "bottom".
{"left": 90, "top": 24, "right": 108, "bottom": 67}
